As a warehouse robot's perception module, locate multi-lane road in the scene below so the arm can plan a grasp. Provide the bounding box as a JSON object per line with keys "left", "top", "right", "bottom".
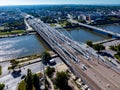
{"left": 23, "top": 13, "right": 120, "bottom": 90}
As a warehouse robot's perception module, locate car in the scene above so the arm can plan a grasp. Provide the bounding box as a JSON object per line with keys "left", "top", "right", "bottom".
{"left": 21, "top": 75, "right": 26, "bottom": 79}
{"left": 49, "top": 59, "right": 55, "bottom": 64}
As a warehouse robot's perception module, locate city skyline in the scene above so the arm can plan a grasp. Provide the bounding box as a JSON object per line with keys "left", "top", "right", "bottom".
{"left": 0, "top": 0, "right": 120, "bottom": 6}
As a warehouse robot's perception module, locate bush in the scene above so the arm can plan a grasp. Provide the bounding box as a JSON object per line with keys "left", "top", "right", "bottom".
{"left": 0, "top": 83, "right": 5, "bottom": 90}
{"left": 18, "top": 80, "right": 26, "bottom": 90}
{"left": 10, "top": 59, "right": 19, "bottom": 69}
{"left": 110, "top": 44, "right": 120, "bottom": 51}
{"left": 86, "top": 41, "right": 93, "bottom": 47}
{"left": 55, "top": 71, "right": 69, "bottom": 89}
{"left": 46, "top": 66, "right": 55, "bottom": 77}
{"left": 93, "top": 44, "right": 105, "bottom": 52}
{"left": 114, "top": 51, "right": 120, "bottom": 61}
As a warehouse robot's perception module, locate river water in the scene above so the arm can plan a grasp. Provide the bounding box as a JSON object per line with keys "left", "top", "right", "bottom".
{"left": 0, "top": 24, "right": 119, "bottom": 61}
{"left": 0, "top": 35, "right": 47, "bottom": 61}
{"left": 61, "top": 24, "right": 120, "bottom": 43}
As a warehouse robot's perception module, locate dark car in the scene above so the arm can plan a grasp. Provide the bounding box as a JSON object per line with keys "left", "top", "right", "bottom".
{"left": 21, "top": 75, "right": 26, "bottom": 79}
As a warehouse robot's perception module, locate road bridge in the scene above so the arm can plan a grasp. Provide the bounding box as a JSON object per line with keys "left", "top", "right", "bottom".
{"left": 22, "top": 13, "right": 120, "bottom": 90}
{"left": 70, "top": 19, "right": 120, "bottom": 38}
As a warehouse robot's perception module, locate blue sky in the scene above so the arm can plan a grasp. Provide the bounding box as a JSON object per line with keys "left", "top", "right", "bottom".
{"left": 0, "top": 0, "right": 120, "bottom": 6}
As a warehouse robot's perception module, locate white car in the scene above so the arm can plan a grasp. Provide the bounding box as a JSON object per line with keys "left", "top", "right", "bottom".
{"left": 49, "top": 59, "right": 55, "bottom": 63}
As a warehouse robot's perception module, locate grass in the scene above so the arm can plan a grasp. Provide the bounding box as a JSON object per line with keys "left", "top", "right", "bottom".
{"left": 50, "top": 23, "right": 56, "bottom": 27}
{"left": 58, "top": 21, "right": 67, "bottom": 27}
{"left": 0, "top": 30, "right": 25, "bottom": 35}
{"left": 8, "top": 54, "right": 42, "bottom": 70}
{"left": 19, "top": 54, "right": 41, "bottom": 63}
{"left": 0, "top": 27, "right": 4, "bottom": 30}
{"left": 0, "top": 66, "right": 1, "bottom": 75}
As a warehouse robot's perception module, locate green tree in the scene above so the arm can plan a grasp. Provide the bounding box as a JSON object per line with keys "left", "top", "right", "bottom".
{"left": 0, "top": 83, "right": 5, "bottom": 90}
{"left": 42, "top": 51, "right": 51, "bottom": 61}
{"left": 33, "top": 74, "right": 40, "bottom": 90}
{"left": 86, "top": 41, "right": 93, "bottom": 47}
{"left": 25, "top": 69, "right": 33, "bottom": 90}
{"left": 55, "top": 71, "right": 69, "bottom": 89}
{"left": 66, "top": 22, "right": 72, "bottom": 27}
{"left": 10, "top": 59, "right": 19, "bottom": 69}
{"left": 46, "top": 66, "right": 55, "bottom": 77}
{"left": 93, "top": 44, "right": 105, "bottom": 52}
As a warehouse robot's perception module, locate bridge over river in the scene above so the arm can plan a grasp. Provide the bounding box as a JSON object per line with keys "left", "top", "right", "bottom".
{"left": 22, "top": 13, "right": 120, "bottom": 90}
{"left": 70, "top": 19, "right": 120, "bottom": 38}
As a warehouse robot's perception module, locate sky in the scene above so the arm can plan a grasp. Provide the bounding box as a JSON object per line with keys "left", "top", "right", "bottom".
{"left": 0, "top": 0, "right": 120, "bottom": 6}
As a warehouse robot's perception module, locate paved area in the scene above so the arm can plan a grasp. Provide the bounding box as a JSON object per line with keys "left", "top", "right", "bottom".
{"left": 55, "top": 62, "right": 68, "bottom": 72}
{"left": 0, "top": 57, "right": 62, "bottom": 90}
{"left": 103, "top": 39, "right": 120, "bottom": 47}
{"left": 76, "top": 54, "right": 120, "bottom": 90}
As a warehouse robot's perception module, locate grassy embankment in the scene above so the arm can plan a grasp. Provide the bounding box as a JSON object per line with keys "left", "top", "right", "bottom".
{"left": 0, "top": 30, "right": 25, "bottom": 35}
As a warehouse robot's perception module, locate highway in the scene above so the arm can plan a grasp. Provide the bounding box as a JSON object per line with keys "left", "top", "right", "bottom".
{"left": 23, "top": 13, "right": 120, "bottom": 90}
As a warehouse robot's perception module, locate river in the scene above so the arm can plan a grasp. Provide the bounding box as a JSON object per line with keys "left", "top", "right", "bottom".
{"left": 60, "top": 24, "right": 120, "bottom": 43}
{"left": 0, "top": 24, "right": 119, "bottom": 61}
{"left": 0, "top": 35, "right": 48, "bottom": 61}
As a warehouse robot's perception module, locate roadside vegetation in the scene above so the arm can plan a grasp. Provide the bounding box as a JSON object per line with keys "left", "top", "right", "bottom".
{"left": 45, "top": 66, "right": 70, "bottom": 90}
{"left": 42, "top": 51, "right": 51, "bottom": 61}
{"left": 110, "top": 45, "right": 120, "bottom": 61}
{"left": 0, "top": 30, "right": 25, "bottom": 36}
{"left": 8, "top": 51, "right": 52, "bottom": 70}
{"left": 18, "top": 69, "right": 42, "bottom": 90}
{"left": 55, "top": 71, "right": 69, "bottom": 90}
{"left": 45, "top": 66, "right": 55, "bottom": 77}
{"left": 114, "top": 52, "right": 120, "bottom": 61}
{"left": 86, "top": 41, "right": 105, "bottom": 52}
{"left": 0, "top": 83, "right": 5, "bottom": 90}
{"left": 110, "top": 44, "right": 120, "bottom": 51}
{"left": 10, "top": 59, "right": 19, "bottom": 69}
{"left": 58, "top": 20, "right": 71, "bottom": 27}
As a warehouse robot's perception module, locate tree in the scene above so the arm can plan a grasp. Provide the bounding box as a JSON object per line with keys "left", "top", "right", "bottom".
{"left": 46, "top": 66, "right": 55, "bottom": 77}
{"left": 0, "top": 83, "right": 5, "bottom": 90}
{"left": 33, "top": 74, "right": 40, "bottom": 90}
{"left": 86, "top": 41, "right": 93, "bottom": 47}
{"left": 25, "top": 69, "right": 33, "bottom": 90}
{"left": 10, "top": 59, "right": 19, "bottom": 69}
{"left": 55, "top": 71, "right": 69, "bottom": 89}
{"left": 42, "top": 51, "right": 51, "bottom": 61}
{"left": 93, "top": 44, "right": 105, "bottom": 52}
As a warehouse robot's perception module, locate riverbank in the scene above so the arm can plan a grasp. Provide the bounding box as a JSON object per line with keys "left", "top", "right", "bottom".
{"left": 55, "top": 22, "right": 120, "bottom": 30}
{"left": 0, "top": 30, "right": 25, "bottom": 38}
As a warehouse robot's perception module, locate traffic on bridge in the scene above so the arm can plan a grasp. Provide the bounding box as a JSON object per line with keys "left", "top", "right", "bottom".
{"left": 22, "top": 13, "right": 120, "bottom": 90}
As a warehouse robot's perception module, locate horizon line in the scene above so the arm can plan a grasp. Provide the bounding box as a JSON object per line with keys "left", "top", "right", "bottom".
{"left": 0, "top": 3, "right": 120, "bottom": 7}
